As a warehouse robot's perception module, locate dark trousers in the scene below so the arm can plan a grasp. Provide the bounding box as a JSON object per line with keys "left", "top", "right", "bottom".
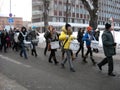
{"left": 31, "top": 43, "right": 37, "bottom": 57}
{"left": 12, "top": 42, "right": 19, "bottom": 51}
{"left": 85, "top": 47, "right": 92, "bottom": 56}
{"left": 44, "top": 41, "right": 48, "bottom": 55}
{"left": 0, "top": 42, "right": 7, "bottom": 52}
{"left": 98, "top": 56, "right": 113, "bottom": 74}
{"left": 76, "top": 43, "right": 84, "bottom": 57}
{"left": 83, "top": 47, "right": 95, "bottom": 63}
{"left": 49, "top": 49, "right": 58, "bottom": 63}
{"left": 20, "top": 43, "right": 27, "bottom": 59}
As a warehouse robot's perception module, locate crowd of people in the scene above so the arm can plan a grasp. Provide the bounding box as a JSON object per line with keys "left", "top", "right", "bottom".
{"left": 0, "top": 26, "right": 39, "bottom": 59}
{"left": 44, "top": 23, "right": 117, "bottom": 76}
{"left": 0, "top": 22, "right": 117, "bottom": 76}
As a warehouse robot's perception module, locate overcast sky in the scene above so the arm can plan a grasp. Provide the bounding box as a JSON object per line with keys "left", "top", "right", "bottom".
{"left": 0, "top": 0, "right": 32, "bottom": 21}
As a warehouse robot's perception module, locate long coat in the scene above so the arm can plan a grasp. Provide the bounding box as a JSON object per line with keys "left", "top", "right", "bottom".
{"left": 102, "top": 30, "right": 116, "bottom": 57}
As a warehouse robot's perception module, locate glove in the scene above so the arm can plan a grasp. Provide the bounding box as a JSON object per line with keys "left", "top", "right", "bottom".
{"left": 66, "top": 35, "right": 69, "bottom": 39}
{"left": 113, "top": 43, "right": 117, "bottom": 46}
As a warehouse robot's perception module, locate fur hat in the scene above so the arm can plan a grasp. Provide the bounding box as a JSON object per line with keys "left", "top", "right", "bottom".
{"left": 105, "top": 23, "right": 111, "bottom": 29}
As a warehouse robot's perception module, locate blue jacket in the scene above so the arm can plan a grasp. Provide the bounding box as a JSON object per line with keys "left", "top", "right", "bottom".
{"left": 82, "top": 32, "right": 94, "bottom": 47}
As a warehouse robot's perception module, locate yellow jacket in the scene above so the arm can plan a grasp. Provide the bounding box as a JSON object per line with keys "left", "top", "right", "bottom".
{"left": 59, "top": 26, "right": 74, "bottom": 49}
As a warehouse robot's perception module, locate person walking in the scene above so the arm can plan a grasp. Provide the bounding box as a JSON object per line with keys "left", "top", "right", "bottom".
{"left": 59, "top": 24, "right": 76, "bottom": 72}
{"left": 97, "top": 23, "right": 116, "bottom": 76}
{"left": 48, "top": 27, "right": 59, "bottom": 65}
{"left": 28, "top": 26, "right": 39, "bottom": 57}
{"left": 76, "top": 28, "right": 84, "bottom": 58}
{"left": 82, "top": 26, "right": 96, "bottom": 65}
{"left": 0, "top": 30, "right": 8, "bottom": 53}
{"left": 44, "top": 26, "right": 53, "bottom": 56}
{"left": 18, "top": 27, "right": 28, "bottom": 59}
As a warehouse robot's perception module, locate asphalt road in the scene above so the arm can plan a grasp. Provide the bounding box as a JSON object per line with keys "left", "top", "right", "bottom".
{"left": 0, "top": 47, "right": 120, "bottom": 90}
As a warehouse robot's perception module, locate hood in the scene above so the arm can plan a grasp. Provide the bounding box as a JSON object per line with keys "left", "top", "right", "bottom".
{"left": 61, "top": 26, "right": 67, "bottom": 34}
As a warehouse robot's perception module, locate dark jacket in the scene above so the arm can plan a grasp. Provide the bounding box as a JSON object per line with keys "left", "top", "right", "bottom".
{"left": 77, "top": 30, "right": 84, "bottom": 44}
{"left": 27, "top": 30, "right": 38, "bottom": 40}
{"left": 44, "top": 30, "right": 51, "bottom": 43}
{"left": 102, "top": 30, "right": 116, "bottom": 57}
{"left": 18, "top": 31, "right": 27, "bottom": 43}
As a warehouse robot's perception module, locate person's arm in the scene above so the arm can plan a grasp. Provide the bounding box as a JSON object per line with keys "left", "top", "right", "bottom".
{"left": 102, "top": 34, "right": 114, "bottom": 46}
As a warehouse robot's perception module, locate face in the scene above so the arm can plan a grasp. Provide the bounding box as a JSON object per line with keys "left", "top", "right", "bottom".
{"left": 109, "top": 27, "right": 114, "bottom": 31}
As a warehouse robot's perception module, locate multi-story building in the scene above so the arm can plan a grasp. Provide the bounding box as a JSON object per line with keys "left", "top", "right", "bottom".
{"left": 0, "top": 16, "right": 23, "bottom": 30}
{"left": 31, "top": 0, "right": 120, "bottom": 30}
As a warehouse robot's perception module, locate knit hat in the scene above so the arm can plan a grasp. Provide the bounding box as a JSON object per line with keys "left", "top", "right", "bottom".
{"left": 105, "top": 23, "right": 111, "bottom": 29}
{"left": 65, "top": 23, "right": 71, "bottom": 30}
{"left": 87, "top": 26, "right": 92, "bottom": 31}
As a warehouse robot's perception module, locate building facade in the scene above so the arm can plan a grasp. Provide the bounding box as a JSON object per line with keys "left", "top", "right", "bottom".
{"left": 0, "top": 16, "right": 23, "bottom": 30}
{"left": 32, "top": 0, "right": 120, "bottom": 30}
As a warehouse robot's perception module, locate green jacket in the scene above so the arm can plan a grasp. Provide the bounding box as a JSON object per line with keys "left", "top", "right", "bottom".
{"left": 102, "top": 30, "right": 116, "bottom": 57}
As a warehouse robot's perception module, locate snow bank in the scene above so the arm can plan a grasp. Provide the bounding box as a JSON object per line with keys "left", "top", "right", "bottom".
{"left": 38, "top": 31, "right": 120, "bottom": 48}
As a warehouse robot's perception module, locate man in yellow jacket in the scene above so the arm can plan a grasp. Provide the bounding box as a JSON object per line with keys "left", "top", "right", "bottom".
{"left": 59, "top": 24, "right": 75, "bottom": 72}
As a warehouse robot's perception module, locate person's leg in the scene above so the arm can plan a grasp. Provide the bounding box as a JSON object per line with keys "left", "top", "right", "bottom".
{"left": 81, "top": 44, "right": 84, "bottom": 58}
{"left": 108, "top": 56, "right": 114, "bottom": 76}
{"left": 21, "top": 43, "right": 27, "bottom": 59}
{"left": 97, "top": 57, "right": 107, "bottom": 70}
{"left": 52, "top": 50, "right": 59, "bottom": 64}
{"left": 83, "top": 47, "right": 90, "bottom": 63}
{"left": 48, "top": 50, "right": 53, "bottom": 63}
{"left": 76, "top": 44, "right": 81, "bottom": 57}
{"left": 89, "top": 47, "right": 96, "bottom": 65}
{"left": 66, "top": 50, "right": 75, "bottom": 72}
{"left": 3, "top": 43, "right": 7, "bottom": 53}
{"left": 44, "top": 41, "right": 48, "bottom": 55}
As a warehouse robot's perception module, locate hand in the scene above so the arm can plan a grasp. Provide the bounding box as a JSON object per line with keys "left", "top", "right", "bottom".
{"left": 66, "top": 35, "right": 69, "bottom": 39}
{"left": 113, "top": 43, "right": 117, "bottom": 46}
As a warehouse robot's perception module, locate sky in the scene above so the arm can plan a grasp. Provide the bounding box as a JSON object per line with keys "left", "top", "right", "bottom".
{"left": 0, "top": 0, "right": 32, "bottom": 21}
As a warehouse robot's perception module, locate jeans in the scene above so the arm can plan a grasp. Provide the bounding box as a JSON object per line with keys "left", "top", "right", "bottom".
{"left": 62, "top": 49, "right": 74, "bottom": 69}
{"left": 20, "top": 43, "right": 27, "bottom": 59}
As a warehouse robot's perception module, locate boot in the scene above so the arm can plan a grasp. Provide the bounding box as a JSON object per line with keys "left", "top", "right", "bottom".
{"left": 90, "top": 56, "right": 96, "bottom": 65}
{"left": 82, "top": 56, "right": 87, "bottom": 63}
{"left": 53, "top": 57, "right": 59, "bottom": 65}
{"left": 48, "top": 56, "right": 53, "bottom": 63}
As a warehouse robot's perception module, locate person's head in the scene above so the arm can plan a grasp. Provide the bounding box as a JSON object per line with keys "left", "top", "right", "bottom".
{"left": 65, "top": 23, "right": 71, "bottom": 31}
{"left": 51, "top": 27, "right": 56, "bottom": 34}
{"left": 65, "top": 23, "right": 72, "bottom": 35}
{"left": 48, "top": 25, "right": 53, "bottom": 31}
{"left": 21, "top": 26, "right": 27, "bottom": 32}
{"left": 105, "top": 23, "right": 112, "bottom": 31}
{"left": 86, "top": 26, "right": 92, "bottom": 33}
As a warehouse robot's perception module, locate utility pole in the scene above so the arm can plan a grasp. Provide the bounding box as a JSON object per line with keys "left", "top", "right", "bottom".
{"left": 43, "top": 0, "right": 50, "bottom": 32}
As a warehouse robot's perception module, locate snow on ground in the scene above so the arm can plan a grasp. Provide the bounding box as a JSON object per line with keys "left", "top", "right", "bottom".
{"left": 38, "top": 31, "right": 120, "bottom": 48}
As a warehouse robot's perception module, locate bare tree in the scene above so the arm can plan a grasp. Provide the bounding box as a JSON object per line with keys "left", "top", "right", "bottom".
{"left": 66, "top": 0, "right": 75, "bottom": 24}
{"left": 43, "top": 0, "right": 50, "bottom": 32}
{"left": 81, "top": 0, "right": 99, "bottom": 30}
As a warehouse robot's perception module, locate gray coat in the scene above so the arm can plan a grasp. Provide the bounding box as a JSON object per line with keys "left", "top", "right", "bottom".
{"left": 102, "top": 30, "right": 116, "bottom": 57}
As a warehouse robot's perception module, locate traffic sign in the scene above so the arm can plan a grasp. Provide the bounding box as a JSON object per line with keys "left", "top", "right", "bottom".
{"left": 9, "top": 13, "right": 12, "bottom": 17}
{"left": 8, "top": 18, "right": 14, "bottom": 23}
